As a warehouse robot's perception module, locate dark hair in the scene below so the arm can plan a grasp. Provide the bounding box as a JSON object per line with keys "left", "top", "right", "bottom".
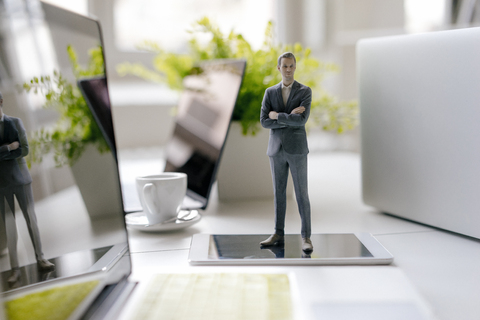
{"left": 277, "top": 52, "right": 296, "bottom": 66}
{"left": 0, "top": 91, "right": 3, "bottom": 107}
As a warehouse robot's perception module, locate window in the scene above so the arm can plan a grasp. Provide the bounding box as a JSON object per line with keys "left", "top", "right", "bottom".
{"left": 114, "top": 0, "right": 275, "bottom": 52}
{"left": 41, "top": 0, "right": 88, "bottom": 15}
{"left": 405, "top": 0, "right": 447, "bottom": 33}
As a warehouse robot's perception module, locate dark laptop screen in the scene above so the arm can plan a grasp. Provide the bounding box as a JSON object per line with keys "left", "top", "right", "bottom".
{"left": 78, "top": 76, "right": 117, "bottom": 157}
{"left": 164, "top": 60, "right": 246, "bottom": 206}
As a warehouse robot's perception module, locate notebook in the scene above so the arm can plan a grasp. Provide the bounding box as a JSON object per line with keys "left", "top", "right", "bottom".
{"left": 121, "top": 273, "right": 293, "bottom": 320}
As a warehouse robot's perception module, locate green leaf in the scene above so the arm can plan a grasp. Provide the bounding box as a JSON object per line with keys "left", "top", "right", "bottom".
{"left": 23, "top": 45, "right": 110, "bottom": 167}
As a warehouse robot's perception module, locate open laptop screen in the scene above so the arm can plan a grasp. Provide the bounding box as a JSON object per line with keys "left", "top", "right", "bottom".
{"left": 0, "top": 0, "right": 130, "bottom": 305}
{"left": 78, "top": 76, "right": 117, "bottom": 158}
{"left": 164, "top": 60, "right": 246, "bottom": 207}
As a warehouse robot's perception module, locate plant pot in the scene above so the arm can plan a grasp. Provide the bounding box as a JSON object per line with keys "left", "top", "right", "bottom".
{"left": 70, "top": 144, "right": 123, "bottom": 220}
{"left": 217, "top": 122, "right": 293, "bottom": 201}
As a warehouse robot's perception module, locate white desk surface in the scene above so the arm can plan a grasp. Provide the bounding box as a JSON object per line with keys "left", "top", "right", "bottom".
{"left": 122, "top": 152, "right": 480, "bottom": 320}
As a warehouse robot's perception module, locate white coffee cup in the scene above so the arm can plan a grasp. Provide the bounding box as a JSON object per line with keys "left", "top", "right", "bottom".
{"left": 136, "top": 173, "right": 187, "bottom": 225}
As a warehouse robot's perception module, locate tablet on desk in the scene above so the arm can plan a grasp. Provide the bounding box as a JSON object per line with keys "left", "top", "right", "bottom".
{"left": 189, "top": 233, "right": 393, "bottom": 265}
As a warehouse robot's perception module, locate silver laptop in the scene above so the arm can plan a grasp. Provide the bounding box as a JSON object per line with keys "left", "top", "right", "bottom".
{"left": 121, "top": 59, "right": 246, "bottom": 213}
{"left": 357, "top": 27, "right": 480, "bottom": 239}
{"left": 0, "top": 2, "right": 134, "bottom": 318}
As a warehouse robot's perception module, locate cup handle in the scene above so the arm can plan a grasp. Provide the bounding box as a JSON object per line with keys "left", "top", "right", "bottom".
{"left": 143, "top": 183, "right": 158, "bottom": 214}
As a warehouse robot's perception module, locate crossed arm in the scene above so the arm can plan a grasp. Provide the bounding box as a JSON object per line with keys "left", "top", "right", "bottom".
{"left": 0, "top": 141, "right": 20, "bottom": 161}
{"left": 261, "top": 87, "right": 311, "bottom": 129}
{"left": 268, "top": 106, "right": 305, "bottom": 120}
{"left": 1, "top": 118, "right": 26, "bottom": 160}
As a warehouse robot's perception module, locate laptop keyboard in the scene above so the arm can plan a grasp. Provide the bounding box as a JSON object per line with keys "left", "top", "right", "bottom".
{"left": 130, "top": 273, "right": 293, "bottom": 320}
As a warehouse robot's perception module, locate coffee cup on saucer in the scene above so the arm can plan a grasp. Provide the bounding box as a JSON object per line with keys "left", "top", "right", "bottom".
{"left": 136, "top": 173, "right": 187, "bottom": 225}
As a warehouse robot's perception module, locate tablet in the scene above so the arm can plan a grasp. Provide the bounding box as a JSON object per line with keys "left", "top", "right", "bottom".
{"left": 189, "top": 233, "right": 393, "bottom": 265}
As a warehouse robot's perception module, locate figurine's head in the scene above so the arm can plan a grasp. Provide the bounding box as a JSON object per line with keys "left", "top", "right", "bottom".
{"left": 277, "top": 52, "right": 296, "bottom": 84}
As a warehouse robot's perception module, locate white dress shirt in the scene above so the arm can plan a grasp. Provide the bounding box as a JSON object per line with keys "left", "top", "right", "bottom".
{"left": 0, "top": 113, "right": 4, "bottom": 141}
{"left": 0, "top": 113, "right": 12, "bottom": 151}
{"left": 281, "top": 82, "right": 293, "bottom": 106}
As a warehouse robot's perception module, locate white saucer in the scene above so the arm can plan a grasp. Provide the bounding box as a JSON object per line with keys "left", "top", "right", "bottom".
{"left": 125, "top": 210, "right": 201, "bottom": 232}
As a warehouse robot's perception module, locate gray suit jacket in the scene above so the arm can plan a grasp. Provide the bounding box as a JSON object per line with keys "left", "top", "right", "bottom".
{"left": 260, "top": 81, "right": 312, "bottom": 156}
{"left": 10, "top": 117, "right": 33, "bottom": 184}
{"left": 0, "top": 115, "right": 29, "bottom": 189}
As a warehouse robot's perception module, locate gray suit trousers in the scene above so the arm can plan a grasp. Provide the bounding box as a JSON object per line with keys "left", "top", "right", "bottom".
{"left": 0, "top": 183, "right": 44, "bottom": 269}
{"left": 269, "top": 147, "right": 311, "bottom": 238}
{"left": 0, "top": 189, "right": 19, "bottom": 268}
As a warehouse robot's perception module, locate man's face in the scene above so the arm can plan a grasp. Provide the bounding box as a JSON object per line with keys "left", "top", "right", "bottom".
{"left": 277, "top": 57, "right": 296, "bottom": 83}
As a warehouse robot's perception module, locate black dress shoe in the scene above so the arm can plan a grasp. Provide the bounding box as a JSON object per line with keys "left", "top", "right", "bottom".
{"left": 302, "top": 238, "right": 313, "bottom": 252}
{"left": 37, "top": 258, "right": 55, "bottom": 271}
{"left": 7, "top": 268, "right": 21, "bottom": 285}
{"left": 260, "top": 234, "right": 284, "bottom": 246}
{"left": 302, "top": 252, "right": 312, "bottom": 259}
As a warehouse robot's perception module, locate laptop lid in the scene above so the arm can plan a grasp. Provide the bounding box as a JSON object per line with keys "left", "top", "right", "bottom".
{"left": 121, "top": 59, "right": 246, "bottom": 212}
{"left": 357, "top": 27, "right": 480, "bottom": 239}
{"left": 0, "top": 0, "right": 132, "bottom": 317}
{"left": 164, "top": 59, "right": 246, "bottom": 209}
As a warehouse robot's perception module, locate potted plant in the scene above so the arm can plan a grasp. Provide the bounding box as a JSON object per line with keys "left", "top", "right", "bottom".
{"left": 117, "top": 17, "right": 358, "bottom": 200}
{"left": 117, "top": 17, "right": 357, "bottom": 135}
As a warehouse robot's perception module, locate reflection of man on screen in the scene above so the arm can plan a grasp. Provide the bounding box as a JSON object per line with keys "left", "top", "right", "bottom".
{"left": 0, "top": 92, "right": 55, "bottom": 284}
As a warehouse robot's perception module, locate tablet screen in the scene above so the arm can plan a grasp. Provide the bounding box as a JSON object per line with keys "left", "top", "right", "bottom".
{"left": 208, "top": 234, "right": 373, "bottom": 260}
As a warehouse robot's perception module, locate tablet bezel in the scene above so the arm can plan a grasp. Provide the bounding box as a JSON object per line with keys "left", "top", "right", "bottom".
{"left": 188, "top": 233, "right": 393, "bottom": 265}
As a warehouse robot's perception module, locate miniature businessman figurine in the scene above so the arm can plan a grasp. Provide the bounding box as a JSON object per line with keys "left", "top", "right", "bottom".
{"left": 259, "top": 52, "right": 313, "bottom": 252}
{"left": 0, "top": 91, "right": 55, "bottom": 284}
